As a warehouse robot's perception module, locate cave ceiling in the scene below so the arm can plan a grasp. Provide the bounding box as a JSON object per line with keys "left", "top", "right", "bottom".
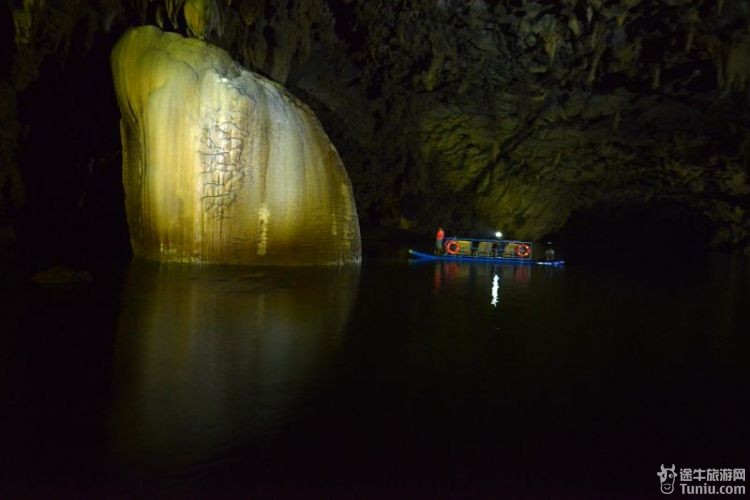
{"left": 2, "top": 0, "right": 750, "bottom": 249}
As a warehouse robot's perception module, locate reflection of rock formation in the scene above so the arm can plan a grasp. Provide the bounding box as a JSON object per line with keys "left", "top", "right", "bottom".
{"left": 111, "top": 26, "right": 360, "bottom": 265}
{"left": 109, "top": 260, "right": 359, "bottom": 469}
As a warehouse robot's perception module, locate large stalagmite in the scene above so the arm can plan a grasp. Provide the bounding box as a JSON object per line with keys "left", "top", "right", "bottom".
{"left": 111, "top": 26, "right": 360, "bottom": 265}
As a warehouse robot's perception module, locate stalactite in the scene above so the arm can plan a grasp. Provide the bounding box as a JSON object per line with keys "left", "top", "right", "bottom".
{"left": 651, "top": 64, "right": 661, "bottom": 89}
{"left": 612, "top": 111, "right": 621, "bottom": 133}
{"left": 726, "top": 41, "right": 750, "bottom": 92}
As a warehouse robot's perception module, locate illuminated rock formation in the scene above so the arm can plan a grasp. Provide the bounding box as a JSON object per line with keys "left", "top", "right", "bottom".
{"left": 111, "top": 26, "right": 360, "bottom": 265}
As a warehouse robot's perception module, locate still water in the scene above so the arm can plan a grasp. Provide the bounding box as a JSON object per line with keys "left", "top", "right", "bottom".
{"left": 1, "top": 255, "right": 748, "bottom": 497}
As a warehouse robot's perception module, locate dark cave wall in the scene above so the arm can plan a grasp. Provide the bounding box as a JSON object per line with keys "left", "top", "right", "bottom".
{"left": 1, "top": 6, "right": 21, "bottom": 251}
{"left": 1, "top": 1, "right": 127, "bottom": 263}
{"left": 2, "top": 0, "right": 750, "bottom": 258}
{"left": 320, "top": 0, "right": 750, "bottom": 247}
{"left": 15, "top": 28, "right": 128, "bottom": 264}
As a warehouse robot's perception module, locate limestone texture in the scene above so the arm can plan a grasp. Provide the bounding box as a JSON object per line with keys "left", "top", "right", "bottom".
{"left": 111, "top": 26, "right": 360, "bottom": 265}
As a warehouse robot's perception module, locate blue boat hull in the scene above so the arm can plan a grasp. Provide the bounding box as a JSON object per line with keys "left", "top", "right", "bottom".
{"left": 408, "top": 249, "right": 565, "bottom": 267}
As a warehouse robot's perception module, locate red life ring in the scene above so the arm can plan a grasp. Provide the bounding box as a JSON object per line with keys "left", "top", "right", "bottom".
{"left": 515, "top": 243, "right": 531, "bottom": 258}
{"left": 445, "top": 240, "right": 460, "bottom": 255}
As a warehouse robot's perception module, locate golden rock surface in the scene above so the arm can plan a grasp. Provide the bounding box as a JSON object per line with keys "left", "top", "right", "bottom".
{"left": 111, "top": 26, "right": 360, "bottom": 265}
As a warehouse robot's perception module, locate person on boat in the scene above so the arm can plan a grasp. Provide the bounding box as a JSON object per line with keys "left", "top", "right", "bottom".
{"left": 545, "top": 244, "right": 556, "bottom": 261}
{"left": 435, "top": 227, "right": 445, "bottom": 255}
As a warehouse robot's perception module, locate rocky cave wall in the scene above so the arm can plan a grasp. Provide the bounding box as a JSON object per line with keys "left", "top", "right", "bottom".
{"left": 2, "top": 0, "right": 750, "bottom": 256}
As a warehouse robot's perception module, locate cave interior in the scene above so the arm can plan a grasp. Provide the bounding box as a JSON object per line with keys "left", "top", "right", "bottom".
{"left": 2, "top": 0, "right": 750, "bottom": 266}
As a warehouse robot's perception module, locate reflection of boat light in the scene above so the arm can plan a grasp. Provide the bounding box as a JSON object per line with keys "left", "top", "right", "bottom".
{"left": 491, "top": 274, "right": 500, "bottom": 307}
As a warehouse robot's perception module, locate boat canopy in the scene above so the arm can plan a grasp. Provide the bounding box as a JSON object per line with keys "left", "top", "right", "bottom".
{"left": 441, "top": 237, "right": 533, "bottom": 259}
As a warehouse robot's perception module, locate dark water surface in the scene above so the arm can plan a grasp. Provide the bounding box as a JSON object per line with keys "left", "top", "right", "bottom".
{"left": 2, "top": 255, "right": 748, "bottom": 498}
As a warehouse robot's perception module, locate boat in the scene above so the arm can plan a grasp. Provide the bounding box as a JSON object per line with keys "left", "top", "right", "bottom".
{"left": 409, "top": 237, "right": 565, "bottom": 267}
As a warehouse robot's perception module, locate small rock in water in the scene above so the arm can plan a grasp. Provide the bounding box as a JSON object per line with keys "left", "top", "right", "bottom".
{"left": 31, "top": 266, "right": 93, "bottom": 285}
